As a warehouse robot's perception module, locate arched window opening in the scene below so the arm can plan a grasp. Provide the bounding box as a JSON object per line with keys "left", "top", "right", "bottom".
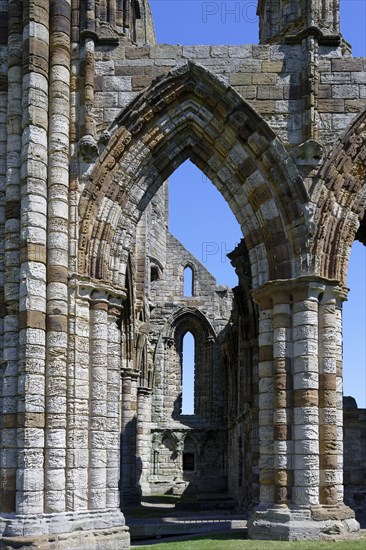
{"left": 183, "top": 452, "right": 195, "bottom": 471}
{"left": 182, "top": 331, "right": 195, "bottom": 414}
{"left": 183, "top": 434, "right": 196, "bottom": 472}
{"left": 150, "top": 265, "right": 160, "bottom": 282}
{"left": 134, "top": 0, "right": 141, "bottom": 19}
{"left": 343, "top": 240, "right": 366, "bottom": 409}
{"left": 169, "top": 160, "right": 241, "bottom": 289}
{"left": 183, "top": 265, "right": 194, "bottom": 297}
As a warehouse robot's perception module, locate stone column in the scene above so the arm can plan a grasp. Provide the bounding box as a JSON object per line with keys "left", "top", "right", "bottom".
{"left": 272, "top": 293, "right": 293, "bottom": 507}
{"left": 335, "top": 293, "right": 345, "bottom": 504}
{"left": 248, "top": 278, "right": 359, "bottom": 541}
{"left": 107, "top": 302, "right": 123, "bottom": 509}
{"left": 78, "top": 3, "right": 98, "bottom": 163}
{"left": 107, "top": 0, "right": 117, "bottom": 26}
{"left": 121, "top": 368, "right": 140, "bottom": 506}
{"left": 17, "top": 0, "right": 50, "bottom": 518}
{"left": 1, "top": 0, "right": 22, "bottom": 515}
{"left": 136, "top": 386, "right": 153, "bottom": 496}
{"left": 0, "top": 7, "right": 6, "bottom": 514}
{"left": 116, "top": 0, "right": 124, "bottom": 27}
{"left": 318, "top": 288, "right": 346, "bottom": 506}
{"left": 291, "top": 285, "right": 320, "bottom": 509}
{"left": 256, "top": 296, "right": 275, "bottom": 508}
{"left": 44, "top": 0, "right": 71, "bottom": 514}
{"left": 3, "top": 4, "right": 19, "bottom": 514}
{"left": 163, "top": 336, "right": 175, "bottom": 419}
{"left": 89, "top": 300, "right": 109, "bottom": 511}
{"left": 66, "top": 286, "right": 90, "bottom": 513}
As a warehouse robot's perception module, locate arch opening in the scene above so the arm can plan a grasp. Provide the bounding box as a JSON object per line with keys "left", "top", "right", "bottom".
{"left": 181, "top": 331, "right": 195, "bottom": 415}
{"left": 343, "top": 240, "right": 366, "bottom": 409}
{"left": 183, "top": 267, "right": 194, "bottom": 297}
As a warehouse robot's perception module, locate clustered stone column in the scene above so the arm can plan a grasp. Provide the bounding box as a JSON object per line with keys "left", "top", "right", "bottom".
{"left": 249, "top": 278, "right": 359, "bottom": 540}
{"left": 1, "top": 277, "right": 130, "bottom": 547}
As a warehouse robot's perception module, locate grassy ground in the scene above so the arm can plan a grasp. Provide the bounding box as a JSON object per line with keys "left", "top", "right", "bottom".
{"left": 135, "top": 532, "right": 366, "bottom": 550}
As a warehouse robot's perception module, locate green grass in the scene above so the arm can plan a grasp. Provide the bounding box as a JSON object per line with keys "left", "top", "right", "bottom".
{"left": 135, "top": 532, "right": 366, "bottom": 550}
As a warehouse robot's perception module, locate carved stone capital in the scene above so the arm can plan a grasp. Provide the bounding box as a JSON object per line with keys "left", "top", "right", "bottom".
{"left": 78, "top": 134, "right": 99, "bottom": 162}
{"left": 69, "top": 274, "right": 128, "bottom": 308}
{"left": 121, "top": 368, "right": 140, "bottom": 381}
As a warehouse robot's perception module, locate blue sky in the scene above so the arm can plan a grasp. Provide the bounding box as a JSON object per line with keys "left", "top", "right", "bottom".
{"left": 149, "top": 0, "right": 366, "bottom": 409}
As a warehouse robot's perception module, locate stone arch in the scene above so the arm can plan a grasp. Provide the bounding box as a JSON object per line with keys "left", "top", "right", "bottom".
{"left": 311, "top": 108, "right": 366, "bottom": 284}
{"left": 165, "top": 307, "right": 217, "bottom": 419}
{"left": 78, "top": 62, "right": 310, "bottom": 290}
{"left": 182, "top": 262, "right": 195, "bottom": 296}
{"left": 166, "top": 307, "right": 217, "bottom": 342}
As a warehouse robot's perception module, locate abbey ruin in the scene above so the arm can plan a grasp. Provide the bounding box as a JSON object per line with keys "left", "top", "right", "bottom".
{"left": 0, "top": 0, "right": 365, "bottom": 547}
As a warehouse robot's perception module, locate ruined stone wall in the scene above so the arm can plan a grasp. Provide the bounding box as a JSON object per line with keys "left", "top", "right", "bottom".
{"left": 343, "top": 401, "right": 366, "bottom": 526}
{"left": 1, "top": 0, "right": 366, "bottom": 547}
{"left": 144, "top": 218, "right": 233, "bottom": 495}
{"left": 91, "top": 43, "right": 366, "bottom": 154}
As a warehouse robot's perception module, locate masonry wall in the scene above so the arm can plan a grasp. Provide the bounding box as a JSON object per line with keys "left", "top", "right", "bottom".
{"left": 91, "top": 43, "right": 366, "bottom": 155}
{"left": 1, "top": 1, "right": 366, "bottom": 546}
{"left": 145, "top": 219, "right": 233, "bottom": 496}
{"left": 343, "top": 402, "right": 366, "bottom": 526}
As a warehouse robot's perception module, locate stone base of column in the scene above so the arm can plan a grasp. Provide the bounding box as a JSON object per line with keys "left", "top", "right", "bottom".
{"left": 0, "top": 509, "right": 130, "bottom": 549}
{"left": 248, "top": 504, "right": 360, "bottom": 541}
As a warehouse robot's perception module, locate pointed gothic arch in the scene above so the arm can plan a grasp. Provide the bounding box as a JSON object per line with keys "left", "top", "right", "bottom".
{"left": 78, "top": 62, "right": 310, "bottom": 290}
{"left": 163, "top": 307, "right": 217, "bottom": 420}
{"left": 165, "top": 306, "right": 217, "bottom": 342}
{"left": 311, "top": 108, "right": 366, "bottom": 284}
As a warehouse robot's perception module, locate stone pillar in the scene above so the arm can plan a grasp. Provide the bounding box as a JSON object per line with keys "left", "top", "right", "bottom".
{"left": 136, "top": 386, "right": 153, "bottom": 496}
{"left": 291, "top": 286, "right": 320, "bottom": 509}
{"left": 78, "top": 10, "right": 98, "bottom": 163}
{"left": 44, "top": 0, "right": 71, "bottom": 515}
{"left": 116, "top": 0, "right": 123, "bottom": 27}
{"left": 121, "top": 368, "right": 140, "bottom": 506}
{"left": 335, "top": 294, "right": 344, "bottom": 504}
{"left": 89, "top": 300, "right": 109, "bottom": 511}
{"left": 0, "top": 279, "right": 130, "bottom": 548}
{"left": 107, "top": 302, "right": 123, "bottom": 509}
{"left": 248, "top": 278, "right": 359, "bottom": 541}
{"left": 66, "top": 285, "right": 90, "bottom": 513}
{"left": 1, "top": 0, "right": 23, "bottom": 516}
{"left": 16, "top": 0, "right": 50, "bottom": 519}
{"left": 272, "top": 293, "right": 293, "bottom": 507}
{"left": 318, "top": 288, "right": 345, "bottom": 506}
{"left": 256, "top": 296, "right": 275, "bottom": 508}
